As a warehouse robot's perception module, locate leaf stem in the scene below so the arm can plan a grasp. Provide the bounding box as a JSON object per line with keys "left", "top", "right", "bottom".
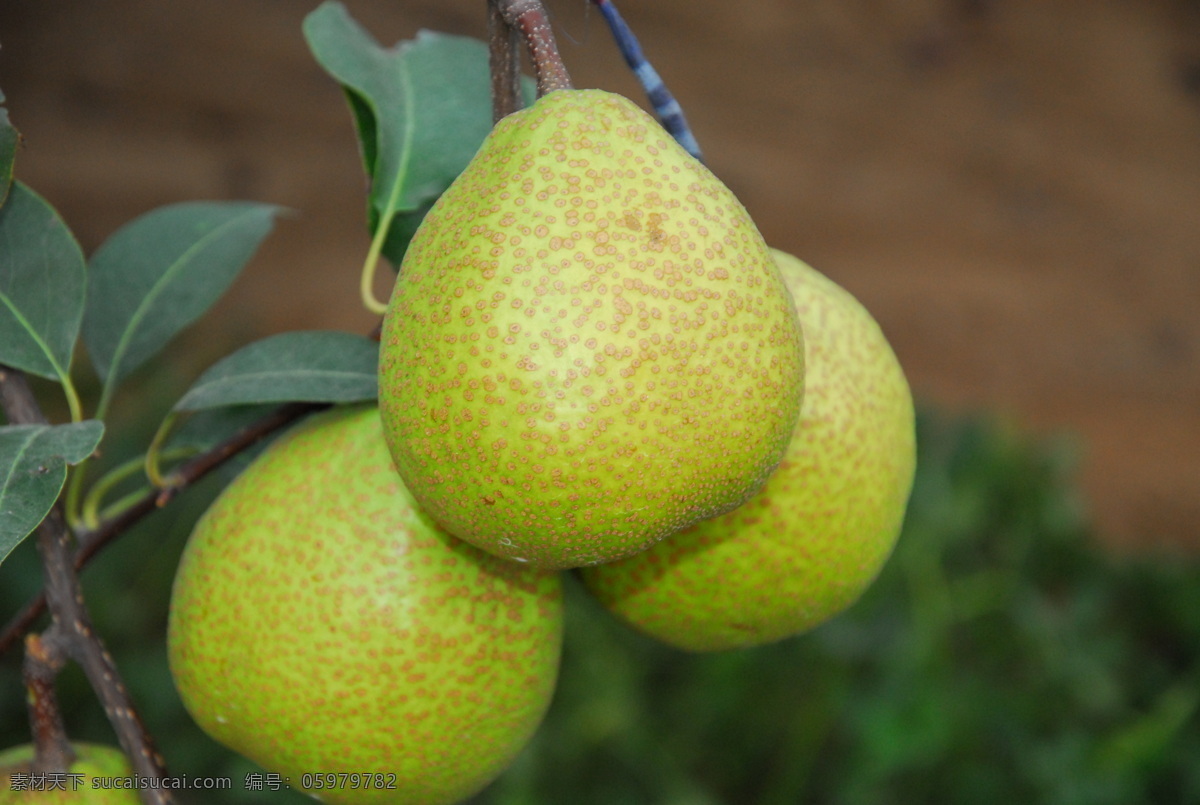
{"left": 97, "top": 487, "right": 157, "bottom": 524}
{"left": 93, "top": 378, "right": 117, "bottom": 426}
{"left": 62, "top": 468, "right": 87, "bottom": 532}
{"left": 358, "top": 43, "right": 418, "bottom": 315}
{"left": 58, "top": 367, "right": 89, "bottom": 529}
{"left": 143, "top": 412, "right": 178, "bottom": 488}
{"left": 81, "top": 448, "right": 195, "bottom": 530}
{"left": 359, "top": 213, "right": 393, "bottom": 315}
{"left": 59, "top": 371, "right": 84, "bottom": 424}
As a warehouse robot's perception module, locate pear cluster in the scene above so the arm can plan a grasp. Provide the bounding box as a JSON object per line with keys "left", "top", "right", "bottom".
{"left": 167, "top": 89, "right": 914, "bottom": 804}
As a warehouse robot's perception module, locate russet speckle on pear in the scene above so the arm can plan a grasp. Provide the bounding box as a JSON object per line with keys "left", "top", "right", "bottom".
{"left": 167, "top": 405, "right": 563, "bottom": 805}
{"left": 380, "top": 88, "right": 805, "bottom": 570}
{"left": 0, "top": 743, "right": 137, "bottom": 803}
{"left": 582, "top": 250, "right": 916, "bottom": 651}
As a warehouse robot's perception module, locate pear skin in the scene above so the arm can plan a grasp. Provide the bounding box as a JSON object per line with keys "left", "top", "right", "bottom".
{"left": 0, "top": 743, "right": 138, "bottom": 803}
{"left": 582, "top": 250, "right": 915, "bottom": 651}
{"left": 168, "top": 405, "right": 563, "bottom": 805}
{"left": 379, "top": 88, "right": 804, "bottom": 570}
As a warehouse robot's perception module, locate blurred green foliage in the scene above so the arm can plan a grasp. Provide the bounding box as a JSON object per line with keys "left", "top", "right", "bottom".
{"left": 478, "top": 410, "right": 1200, "bottom": 805}
{"left": 2, "top": 406, "right": 1198, "bottom": 804}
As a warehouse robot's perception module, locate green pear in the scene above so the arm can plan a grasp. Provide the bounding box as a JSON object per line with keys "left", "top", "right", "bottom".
{"left": 582, "top": 249, "right": 915, "bottom": 651}
{"left": 0, "top": 743, "right": 137, "bottom": 803}
{"left": 379, "top": 88, "right": 805, "bottom": 570}
{"left": 167, "top": 405, "right": 563, "bottom": 805}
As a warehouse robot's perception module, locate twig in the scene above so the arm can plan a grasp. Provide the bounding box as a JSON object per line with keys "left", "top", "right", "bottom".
{"left": 24, "top": 631, "right": 73, "bottom": 775}
{"left": 487, "top": 0, "right": 524, "bottom": 122}
{"left": 44, "top": 506, "right": 174, "bottom": 805}
{"left": 494, "top": 0, "right": 572, "bottom": 95}
{"left": 0, "top": 366, "right": 174, "bottom": 805}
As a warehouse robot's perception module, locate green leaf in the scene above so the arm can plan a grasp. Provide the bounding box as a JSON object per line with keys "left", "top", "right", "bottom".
{"left": 303, "top": 2, "right": 532, "bottom": 264}
{"left": 0, "top": 89, "right": 18, "bottom": 208}
{"left": 0, "top": 419, "right": 104, "bottom": 566}
{"left": 0, "top": 182, "right": 87, "bottom": 382}
{"left": 173, "top": 330, "right": 379, "bottom": 411}
{"left": 82, "top": 201, "right": 281, "bottom": 409}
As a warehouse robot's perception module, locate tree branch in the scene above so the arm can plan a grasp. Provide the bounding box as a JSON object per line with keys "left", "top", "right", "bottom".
{"left": 494, "top": 0, "right": 572, "bottom": 95}
{"left": 23, "top": 631, "right": 73, "bottom": 775}
{"left": 0, "top": 366, "right": 175, "bottom": 805}
{"left": 488, "top": 0, "right": 524, "bottom": 122}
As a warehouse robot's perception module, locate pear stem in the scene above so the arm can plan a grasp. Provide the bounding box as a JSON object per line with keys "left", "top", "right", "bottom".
{"left": 495, "top": 0, "right": 573, "bottom": 96}
{"left": 487, "top": 0, "right": 524, "bottom": 122}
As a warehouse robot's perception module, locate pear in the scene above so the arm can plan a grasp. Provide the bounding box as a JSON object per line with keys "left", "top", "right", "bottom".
{"left": 0, "top": 743, "right": 137, "bottom": 803}
{"left": 582, "top": 249, "right": 915, "bottom": 651}
{"left": 379, "top": 88, "right": 805, "bottom": 570}
{"left": 167, "top": 405, "right": 563, "bottom": 805}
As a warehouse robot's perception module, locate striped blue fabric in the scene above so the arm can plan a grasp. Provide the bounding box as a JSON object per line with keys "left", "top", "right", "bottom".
{"left": 592, "top": 0, "right": 704, "bottom": 162}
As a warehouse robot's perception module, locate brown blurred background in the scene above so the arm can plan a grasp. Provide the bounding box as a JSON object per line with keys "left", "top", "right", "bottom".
{"left": 1, "top": 0, "right": 1197, "bottom": 551}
